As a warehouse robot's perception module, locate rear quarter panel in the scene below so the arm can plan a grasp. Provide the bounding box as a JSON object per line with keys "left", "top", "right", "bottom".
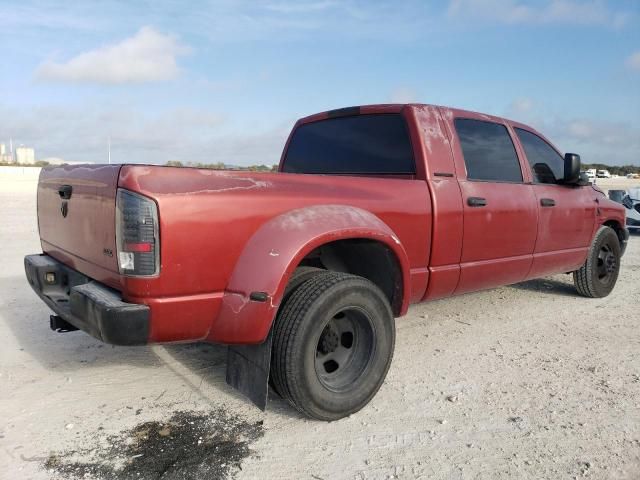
{"left": 118, "top": 166, "right": 432, "bottom": 342}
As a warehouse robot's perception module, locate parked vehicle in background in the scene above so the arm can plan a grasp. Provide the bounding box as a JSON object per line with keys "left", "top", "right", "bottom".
{"left": 608, "top": 190, "right": 626, "bottom": 204}
{"left": 24, "top": 103, "right": 629, "bottom": 420}
{"left": 597, "top": 169, "right": 611, "bottom": 178}
{"left": 585, "top": 169, "right": 596, "bottom": 180}
{"left": 609, "top": 188, "right": 640, "bottom": 232}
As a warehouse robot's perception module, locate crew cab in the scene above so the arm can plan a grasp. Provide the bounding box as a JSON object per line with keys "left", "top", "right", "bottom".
{"left": 25, "top": 104, "right": 628, "bottom": 421}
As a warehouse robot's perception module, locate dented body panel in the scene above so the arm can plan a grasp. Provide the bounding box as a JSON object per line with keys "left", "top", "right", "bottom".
{"left": 116, "top": 163, "right": 429, "bottom": 343}
{"left": 32, "top": 103, "right": 626, "bottom": 347}
{"left": 212, "top": 205, "right": 411, "bottom": 344}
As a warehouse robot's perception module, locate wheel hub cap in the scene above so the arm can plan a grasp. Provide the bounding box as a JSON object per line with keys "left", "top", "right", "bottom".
{"left": 604, "top": 253, "right": 616, "bottom": 273}
{"left": 318, "top": 326, "right": 339, "bottom": 355}
{"left": 314, "top": 308, "right": 375, "bottom": 392}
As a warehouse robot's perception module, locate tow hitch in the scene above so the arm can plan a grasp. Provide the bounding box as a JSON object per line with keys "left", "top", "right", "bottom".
{"left": 49, "top": 315, "right": 79, "bottom": 333}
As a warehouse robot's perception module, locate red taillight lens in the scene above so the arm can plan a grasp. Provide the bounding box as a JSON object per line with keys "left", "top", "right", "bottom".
{"left": 123, "top": 242, "right": 153, "bottom": 253}
{"left": 116, "top": 189, "right": 159, "bottom": 277}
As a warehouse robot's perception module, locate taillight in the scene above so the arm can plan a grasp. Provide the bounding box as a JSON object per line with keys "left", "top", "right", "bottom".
{"left": 116, "top": 189, "right": 159, "bottom": 277}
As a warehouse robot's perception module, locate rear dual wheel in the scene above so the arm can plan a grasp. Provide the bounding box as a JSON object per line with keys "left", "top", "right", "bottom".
{"left": 271, "top": 271, "right": 395, "bottom": 421}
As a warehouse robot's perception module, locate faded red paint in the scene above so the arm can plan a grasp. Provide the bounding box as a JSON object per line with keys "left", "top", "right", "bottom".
{"left": 37, "top": 104, "right": 626, "bottom": 345}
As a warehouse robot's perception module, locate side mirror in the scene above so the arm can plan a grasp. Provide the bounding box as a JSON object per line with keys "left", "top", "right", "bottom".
{"left": 622, "top": 195, "right": 634, "bottom": 210}
{"left": 563, "top": 153, "right": 581, "bottom": 185}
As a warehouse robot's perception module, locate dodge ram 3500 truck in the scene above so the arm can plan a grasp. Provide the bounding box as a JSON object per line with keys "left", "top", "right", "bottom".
{"left": 25, "top": 104, "right": 628, "bottom": 421}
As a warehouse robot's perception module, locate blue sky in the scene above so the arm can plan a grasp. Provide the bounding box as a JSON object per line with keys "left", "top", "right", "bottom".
{"left": 0, "top": 0, "right": 638, "bottom": 166}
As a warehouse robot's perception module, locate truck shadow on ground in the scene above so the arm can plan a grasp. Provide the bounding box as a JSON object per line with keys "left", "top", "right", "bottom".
{"left": 508, "top": 277, "right": 578, "bottom": 297}
{"left": 1, "top": 275, "right": 302, "bottom": 419}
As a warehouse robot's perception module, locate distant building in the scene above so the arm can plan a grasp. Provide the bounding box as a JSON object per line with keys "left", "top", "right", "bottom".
{"left": 15, "top": 145, "right": 35, "bottom": 164}
{"left": 0, "top": 143, "right": 13, "bottom": 163}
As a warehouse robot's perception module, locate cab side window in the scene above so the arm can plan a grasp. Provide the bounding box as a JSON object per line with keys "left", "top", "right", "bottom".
{"left": 515, "top": 128, "right": 564, "bottom": 184}
{"left": 454, "top": 118, "right": 523, "bottom": 182}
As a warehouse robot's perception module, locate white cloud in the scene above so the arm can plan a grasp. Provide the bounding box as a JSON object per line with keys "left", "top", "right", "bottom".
{"left": 498, "top": 99, "right": 640, "bottom": 165}
{"left": 507, "top": 97, "right": 535, "bottom": 116}
{"left": 35, "top": 26, "right": 190, "bottom": 84}
{"left": 563, "top": 119, "right": 635, "bottom": 146}
{"left": 626, "top": 51, "right": 640, "bottom": 71}
{"left": 447, "top": 0, "right": 629, "bottom": 28}
{"left": 552, "top": 118, "right": 640, "bottom": 165}
{"left": 0, "top": 104, "right": 291, "bottom": 166}
{"left": 389, "top": 87, "right": 419, "bottom": 103}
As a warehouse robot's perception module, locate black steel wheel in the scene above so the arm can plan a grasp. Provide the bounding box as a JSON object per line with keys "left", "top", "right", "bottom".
{"left": 314, "top": 307, "right": 376, "bottom": 392}
{"left": 574, "top": 226, "right": 621, "bottom": 298}
{"left": 270, "top": 271, "right": 395, "bottom": 421}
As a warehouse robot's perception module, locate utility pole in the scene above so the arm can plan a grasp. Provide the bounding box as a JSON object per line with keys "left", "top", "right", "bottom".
{"left": 108, "top": 136, "right": 111, "bottom": 165}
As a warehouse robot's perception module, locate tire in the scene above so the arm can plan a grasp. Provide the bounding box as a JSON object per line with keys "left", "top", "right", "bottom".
{"left": 270, "top": 267, "right": 324, "bottom": 397}
{"left": 283, "top": 266, "right": 324, "bottom": 301}
{"left": 573, "top": 226, "right": 621, "bottom": 298}
{"left": 271, "top": 271, "right": 395, "bottom": 421}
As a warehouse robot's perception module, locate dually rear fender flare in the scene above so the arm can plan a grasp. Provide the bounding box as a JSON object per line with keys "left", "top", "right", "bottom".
{"left": 208, "top": 205, "right": 411, "bottom": 344}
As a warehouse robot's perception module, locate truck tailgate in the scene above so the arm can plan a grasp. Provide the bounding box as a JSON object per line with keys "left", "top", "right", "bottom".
{"left": 38, "top": 164, "right": 121, "bottom": 273}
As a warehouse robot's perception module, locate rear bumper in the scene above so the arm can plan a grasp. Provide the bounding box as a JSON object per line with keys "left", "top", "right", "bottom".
{"left": 24, "top": 254, "right": 149, "bottom": 345}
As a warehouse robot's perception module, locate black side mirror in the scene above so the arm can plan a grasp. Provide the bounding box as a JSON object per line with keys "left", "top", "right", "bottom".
{"left": 622, "top": 195, "right": 634, "bottom": 209}
{"left": 563, "top": 153, "right": 581, "bottom": 185}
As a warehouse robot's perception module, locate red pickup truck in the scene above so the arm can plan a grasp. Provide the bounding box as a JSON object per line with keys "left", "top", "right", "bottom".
{"left": 25, "top": 104, "right": 628, "bottom": 420}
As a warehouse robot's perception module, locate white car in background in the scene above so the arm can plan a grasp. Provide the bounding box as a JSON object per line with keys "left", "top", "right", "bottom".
{"left": 609, "top": 187, "right": 640, "bottom": 232}
{"left": 584, "top": 169, "right": 596, "bottom": 180}
{"left": 597, "top": 169, "right": 611, "bottom": 178}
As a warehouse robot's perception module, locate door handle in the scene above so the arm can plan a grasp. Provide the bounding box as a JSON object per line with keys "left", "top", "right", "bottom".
{"left": 58, "top": 185, "right": 73, "bottom": 199}
{"left": 540, "top": 198, "right": 555, "bottom": 207}
{"left": 467, "top": 197, "right": 487, "bottom": 207}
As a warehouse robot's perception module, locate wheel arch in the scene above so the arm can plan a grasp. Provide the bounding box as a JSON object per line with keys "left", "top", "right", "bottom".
{"left": 293, "top": 237, "right": 404, "bottom": 315}
{"left": 208, "top": 205, "right": 411, "bottom": 344}
{"left": 602, "top": 218, "right": 627, "bottom": 252}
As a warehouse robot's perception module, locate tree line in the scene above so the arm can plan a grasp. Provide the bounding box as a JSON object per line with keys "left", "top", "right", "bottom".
{"left": 0, "top": 161, "right": 51, "bottom": 167}
{"left": 165, "top": 161, "right": 277, "bottom": 171}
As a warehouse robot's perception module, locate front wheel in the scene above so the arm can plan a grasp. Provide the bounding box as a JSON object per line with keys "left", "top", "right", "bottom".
{"left": 573, "top": 226, "right": 621, "bottom": 298}
{"left": 271, "top": 271, "right": 395, "bottom": 421}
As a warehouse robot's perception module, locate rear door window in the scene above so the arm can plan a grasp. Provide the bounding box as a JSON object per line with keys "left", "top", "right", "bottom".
{"left": 282, "top": 114, "right": 415, "bottom": 175}
{"left": 515, "top": 128, "right": 564, "bottom": 184}
{"left": 454, "top": 118, "right": 523, "bottom": 182}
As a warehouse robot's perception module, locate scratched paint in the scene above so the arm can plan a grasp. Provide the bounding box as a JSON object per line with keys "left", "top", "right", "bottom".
{"left": 414, "top": 105, "right": 449, "bottom": 155}
{"left": 271, "top": 205, "right": 378, "bottom": 231}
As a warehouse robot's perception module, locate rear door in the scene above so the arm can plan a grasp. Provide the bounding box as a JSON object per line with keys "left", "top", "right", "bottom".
{"left": 38, "top": 164, "right": 121, "bottom": 275}
{"left": 440, "top": 111, "right": 538, "bottom": 294}
{"left": 511, "top": 127, "right": 596, "bottom": 277}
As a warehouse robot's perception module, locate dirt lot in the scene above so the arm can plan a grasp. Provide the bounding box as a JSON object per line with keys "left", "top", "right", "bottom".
{"left": 1, "top": 176, "right": 639, "bottom": 480}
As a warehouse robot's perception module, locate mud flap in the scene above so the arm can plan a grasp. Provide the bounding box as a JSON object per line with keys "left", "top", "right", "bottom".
{"left": 226, "top": 330, "right": 273, "bottom": 410}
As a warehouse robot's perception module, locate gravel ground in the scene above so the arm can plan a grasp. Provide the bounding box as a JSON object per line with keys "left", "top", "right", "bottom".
{"left": 1, "top": 176, "right": 639, "bottom": 480}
